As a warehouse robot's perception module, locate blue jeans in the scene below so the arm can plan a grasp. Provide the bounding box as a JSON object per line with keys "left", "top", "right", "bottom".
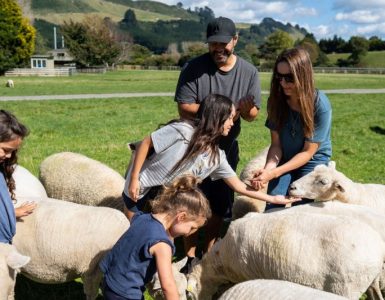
{"left": 265, "top": 158, "right": 329, "bottom": 211}
{"left": 102, "top": 278, "right": 142, "bottom": 300}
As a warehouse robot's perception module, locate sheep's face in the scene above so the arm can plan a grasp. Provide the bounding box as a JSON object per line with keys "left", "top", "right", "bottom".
{"left": 186, "top": 275, "right": 200, "bottom": 300}
{"left": 289, "top": 163, "right": 344, "bottom": 201}
{"left": 147, "top": 257, "right": 188, "bottom": 300}
{"left": 0, "top": 244, "right": 30, "bottom": 299}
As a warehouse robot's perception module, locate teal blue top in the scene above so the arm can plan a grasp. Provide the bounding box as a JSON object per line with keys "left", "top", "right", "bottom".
{"left": 266, "top": 90, "right": 332, "bottom": 162}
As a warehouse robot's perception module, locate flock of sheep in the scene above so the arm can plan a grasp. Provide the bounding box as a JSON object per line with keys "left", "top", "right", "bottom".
{"left": 1, "top": 148, "right": 385, "bottom": 300}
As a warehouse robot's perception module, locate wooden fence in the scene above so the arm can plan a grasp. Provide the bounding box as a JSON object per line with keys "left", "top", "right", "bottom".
{"left": 4, "top": 68, "right": 76, "bottom": 76}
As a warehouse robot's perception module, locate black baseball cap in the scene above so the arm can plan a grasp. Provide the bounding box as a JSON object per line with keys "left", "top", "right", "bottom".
{"left": 206, "top": 17, "right": 236, "bottom": 44}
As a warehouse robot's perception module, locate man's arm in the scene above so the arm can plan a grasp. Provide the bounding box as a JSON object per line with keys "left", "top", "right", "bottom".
{"left": 177, "top": 103, "right": 200, "bottom": 120}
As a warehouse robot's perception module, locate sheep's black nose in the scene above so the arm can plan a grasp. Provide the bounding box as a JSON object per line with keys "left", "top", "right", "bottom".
{"left": 289, "top": 184, "right": 296, "bottom": 190}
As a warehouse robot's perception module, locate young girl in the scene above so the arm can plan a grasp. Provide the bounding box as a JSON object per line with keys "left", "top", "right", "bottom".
{"left": 0, "top": 110, "right": 36, "bottom": 244}
{"left": 100, "top": 175, "right": 211, "bottom": 300}
{"left": 123, "top": 94, "right": 298, "bottom": 220}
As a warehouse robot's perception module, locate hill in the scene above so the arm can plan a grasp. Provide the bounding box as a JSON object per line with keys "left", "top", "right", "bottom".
{"left": 30, "top": 0, "right": 308, "bottom": 53}
{"left": 327, "top": 51, "right": 385, "bottom": 68}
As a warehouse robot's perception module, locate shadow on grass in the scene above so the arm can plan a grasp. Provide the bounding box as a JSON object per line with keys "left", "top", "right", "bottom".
{"left": 370, "top": 126, "right": 385, "bottom": 135}
{"left": 15, "top": 274, "right": 104, "bottom": 300}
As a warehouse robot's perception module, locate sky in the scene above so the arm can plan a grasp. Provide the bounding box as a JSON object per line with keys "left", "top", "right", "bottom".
{"left": 154, "top": 0, "right": 385, "bottom": 41}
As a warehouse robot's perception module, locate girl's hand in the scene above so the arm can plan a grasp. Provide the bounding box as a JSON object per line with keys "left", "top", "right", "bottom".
{"left": 254, "top": 168, "right": 276, "bottom": 184}
{"left": 128, "top": 178, "right": 140, "bottom": 201}
{"left": 15, "top": 201, "right": 37, "bottom": 218}
{"left": 270, "top": 195, "right": 301, "bottom": 205}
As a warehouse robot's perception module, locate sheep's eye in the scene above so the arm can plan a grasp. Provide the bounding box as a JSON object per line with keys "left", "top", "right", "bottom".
{"left": 319, "top": 178, "right": 329, "bottom": 185}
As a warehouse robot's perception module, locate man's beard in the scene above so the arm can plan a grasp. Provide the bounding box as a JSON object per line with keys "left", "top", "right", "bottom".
{"left": 210, "top": 48, "right": 234, "bottom": 65}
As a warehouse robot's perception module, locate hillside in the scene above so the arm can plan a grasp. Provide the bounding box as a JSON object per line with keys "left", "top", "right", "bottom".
{"left": 30, "top": 0, "right": 308, "bottom": 53}
{"left": 327, "top": 51, "right": 385, "bottom": 68}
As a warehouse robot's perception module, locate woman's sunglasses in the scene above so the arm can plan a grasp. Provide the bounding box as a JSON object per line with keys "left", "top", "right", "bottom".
{"left": 275, "top": 72, "right": 295, "bottom": 83}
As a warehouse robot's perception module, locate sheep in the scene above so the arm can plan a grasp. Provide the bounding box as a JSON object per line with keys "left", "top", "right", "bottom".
{"left": 0, "top": 243, "right": 30, "bottom": 300}
{"left": 5, "top": 79, "right": 14, "bottom": 88}
{"left": 289, "top": 161, "right": 385, "bottom": 214}
{"left": 186, "top": 211, "right": 385, "bottom": 300}
{"left": 147, "top": 257, "right": 188, "bottom": 300}
{"left": 13, "top": 165, "right": 47, "bottom": 205}
{"left": 218, "top": 279, "right": 349, "bottom": 300}
{"left": 231, "top": 146, "right": 269, "bottom": 219}
{"left": 12, "top": 198, "right": 130, "bottom": 300}
{"left": 39, "top": 152, "right": 125, "bottom": 210}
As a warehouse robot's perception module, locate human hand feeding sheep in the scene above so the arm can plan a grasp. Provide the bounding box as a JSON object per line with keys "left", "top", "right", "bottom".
{"left": 14, "top": 201, "right": 36, "bottom": 218}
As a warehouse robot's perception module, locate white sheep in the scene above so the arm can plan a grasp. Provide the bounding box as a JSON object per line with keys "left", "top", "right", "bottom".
{"left": 147, "top": 257, "right": 188, "bottom": 300}
{"left": 6, "top": 79, "right": 14, "bottom": 88}
{"left": 39, "top": 152, "right": 125, "bottom": 210}
{"left": 0, "top": 243, "right": 30, "bottom": 300}
{"left": 187, "top": 211, "right": 385, "bottom": 300}
{"left": 13, "top": 165, "right": 47, "bottom": 206}
{"left": 12, "top": 198, "right": 130, "bottom": 300}
{"left": 218, "top": 279, "right": 349, "bottom": 300}
{"left": 232, "top": 146, "right": 269, "bottom": 219}
{"left": 289, "top": 161, "right": 385, "bottom": 214}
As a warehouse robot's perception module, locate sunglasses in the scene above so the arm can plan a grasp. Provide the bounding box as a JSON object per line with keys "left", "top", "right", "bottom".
{"left": 275, "top": 72, "right": 295, "bottom": 83}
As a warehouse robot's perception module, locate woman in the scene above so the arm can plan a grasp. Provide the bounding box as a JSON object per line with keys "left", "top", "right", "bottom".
{"left": 0, "top": 110, "right": 36, "bottom": 244}
{"left": 253, "top": 48, "right": 332, "bottom": 210}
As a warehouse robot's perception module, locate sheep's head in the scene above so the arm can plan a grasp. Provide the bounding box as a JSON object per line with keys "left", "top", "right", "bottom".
{"left": 147, "top": 257, "right": 188, "bottom": 300}
{"left": 0, "top": 243, "right": 30, "bottom": 299}
{"left": 289, "top": 161, "right": 347, "bottom": 201}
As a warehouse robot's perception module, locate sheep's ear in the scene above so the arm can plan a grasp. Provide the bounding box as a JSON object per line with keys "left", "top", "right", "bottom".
{"left": 7, "top": 249, "right": 30, "bottom": 269}
{"left": 328, "top": 161, "right": 336, "bottom": 169}
{"left": 174, "top": 256, "right": 188, "bottom": 271}
{"left": 333, "top": 181, "right": 345, "bottom": 193}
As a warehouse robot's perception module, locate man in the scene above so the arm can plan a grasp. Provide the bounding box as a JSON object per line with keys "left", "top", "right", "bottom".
{"left": 174, "top": 16, "right": 262, "bottom": 269}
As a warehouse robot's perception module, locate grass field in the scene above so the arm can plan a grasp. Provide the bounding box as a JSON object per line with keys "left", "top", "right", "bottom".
{"left": 1, "top": 70, "right": 384, "bottom": 299}
{"left": 327, "top": 50, "right": 385, "bottom": 68}
{"left": 1, "top": 70, "right": 385, "bottom": 97}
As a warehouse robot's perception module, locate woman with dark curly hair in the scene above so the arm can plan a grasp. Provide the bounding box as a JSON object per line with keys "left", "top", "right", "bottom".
{"left": 0, "top": 110, "right": 35, "bottom": 244}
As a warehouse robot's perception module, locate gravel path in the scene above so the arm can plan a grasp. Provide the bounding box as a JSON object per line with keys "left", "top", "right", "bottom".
{"left": 1, "top": 89, "right": 385, "bottom": 101}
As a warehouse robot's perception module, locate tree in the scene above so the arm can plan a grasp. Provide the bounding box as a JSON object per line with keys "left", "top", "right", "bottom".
{"left": 368, "top": 36, "right": 385, "bottom": 51}
{"left": 61, "top": 16, "right": 121, "bottom": 67}
{"left": 0, "top": 0, "right": 35, "bottom": 74}
{"left": 347, "top": 36, "right": 369, "bottom": 66}
{"left": 297, "top": 34, "right": 321, "bottom": 65}
{"left": 259, "top": 30, "right": 294, "bottom": 63}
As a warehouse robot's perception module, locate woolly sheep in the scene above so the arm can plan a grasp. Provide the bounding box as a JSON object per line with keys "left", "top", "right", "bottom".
{"left": 12, "top": 198, "right": 130, "bottom": 300}
{"left": 6, "top": 79, "right": 14, "bottom": 88}
{"left": 232, "top": 147, "right": 269, "bottom": 219}
{"left": 13, "top": 165, "right": 47, "bottom": 206}
{"left": 289, "top": 161, "right": 385, "bottom": 214}
{"left": 0, "top": 243, "right": 30, "bottom": 300}
{"left": 218, "top": 279, "right": 349, "bottom": 300}
{"left": 39, "top": 152, "right": 125, "bottom": 210}
{"left": 147, "top": 257, "right": 188, "bottom": 300}
{"left": 187, "top": 211, "right": 385, "bottom": 300}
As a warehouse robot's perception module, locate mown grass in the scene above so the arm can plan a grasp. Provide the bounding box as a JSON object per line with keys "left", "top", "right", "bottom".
{"left": 1, "top": 70, "right": 385, "bottom": 97}
{"left": 1, "top": 70, "right": 384, "bottom": 299}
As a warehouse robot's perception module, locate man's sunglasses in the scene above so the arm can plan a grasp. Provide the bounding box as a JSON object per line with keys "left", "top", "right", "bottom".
{"left": 275, "top": 72, "right": 295, "bottom": 83}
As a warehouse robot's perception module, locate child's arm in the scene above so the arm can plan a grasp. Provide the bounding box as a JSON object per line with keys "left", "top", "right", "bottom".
{"left": 223, "top": 176, "right": 300, "bottom": 205}
{"left": 150, "top": 242, "right": 179, "bottom": 300}
{"left": 128, "top": 135, "right": 153, "bottom": 200}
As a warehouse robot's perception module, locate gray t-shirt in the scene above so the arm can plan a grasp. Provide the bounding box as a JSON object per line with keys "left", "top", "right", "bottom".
{"left": 124, "top": 121, "right": 236, "bottom": 199}
{"left": 175, "top": 53, "right": 262, "bottom": 144}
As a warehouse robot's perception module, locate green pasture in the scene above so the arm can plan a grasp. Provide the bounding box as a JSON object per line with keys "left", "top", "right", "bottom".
{"left": 327, "top": 50, "right": 385, "bottom": 68}
{"left": 1, "top": 70, "right": 385, "bottom": 97}
{"left": 0, "top": 70, "right": 384, "bottom": 299}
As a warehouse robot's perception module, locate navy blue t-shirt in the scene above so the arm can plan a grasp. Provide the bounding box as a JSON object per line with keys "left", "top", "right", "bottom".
{"left": 100, "top": 212, "right": 175, "bottom": 299}
{"left": 266, "top": 90, "right": 332, "bottom": 162}
{"left": 0, "top": 172, "right": 16, "bottom": 244}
